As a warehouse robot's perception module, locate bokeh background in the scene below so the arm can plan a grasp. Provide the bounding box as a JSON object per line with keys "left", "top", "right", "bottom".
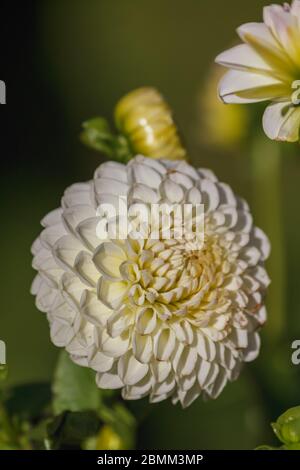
{"left": 1, "top": 0, "right": 300, "bottom": 449}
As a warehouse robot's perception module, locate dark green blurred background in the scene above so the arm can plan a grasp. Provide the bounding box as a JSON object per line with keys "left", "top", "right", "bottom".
{"left": 1, "top": 0, "right": 300, "bottom": 449}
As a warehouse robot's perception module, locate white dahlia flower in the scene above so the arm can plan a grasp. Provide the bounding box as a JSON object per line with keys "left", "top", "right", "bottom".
{"left": 31, "top": 156, "right": 270, "bottom": 408}
{"left": 216, "top": 0, "right": 300, "bottom": 142}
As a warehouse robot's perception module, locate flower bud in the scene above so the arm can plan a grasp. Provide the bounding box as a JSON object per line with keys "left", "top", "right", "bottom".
{"left": 272, "top": 406, "right": 300, "bottom": 446}
{"left": 95, "top": 425, "right": 127, "bottom": 450}
{"left": 114, "top": 87, "right": 187, "bottom": 160}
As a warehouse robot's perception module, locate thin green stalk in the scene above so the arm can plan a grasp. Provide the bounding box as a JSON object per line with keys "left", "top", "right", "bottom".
{"left": 250, "top": 136, "right": 286, "bottom": 342}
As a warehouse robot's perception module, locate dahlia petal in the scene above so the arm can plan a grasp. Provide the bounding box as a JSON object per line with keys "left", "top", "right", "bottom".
{"left": 33, "top": 248, "right": 63, "bottom": 287}
{"left": 230, "top": 328, "right": 249, "bottom": 349}
{"left": 169, "top": 171, "right": 193, "bottom": 189}
{"left": 132, "top": 332, "right": 153, "bottom": 363}
{"left": 216, "top": 43, "right": 273, "bottom": 73}
{"left": 198, "top": 359, "right": 217, "bottom": 387}
{"left": 35, "top": 282, "right": 58, "bottom": 312}
{"left": 66, "top": 321, "right": 95, "bottom": 356}
{"left": 243, "top": 332, "right": 260, "bottom": 362}
{"left": 153, "top": 373, "right": 175, "bottom": 395}
{"left": 181, "top": 320, "right": 195, "bottom": 345}
{"left": 291, "top": 0, "right": 300, "bottom": 14}
{"left": 186, "top": 187, "right": 202, "bottom": 204}
{"left": 53, "top": 235, "right": 85, "bottom": 271}
{"left": 262, "top": 102, "right": 300, "bottom": 142}
{"left": 233, "top": 210, "right": 253, "bottom": 233}
{"left": 80, "top": 290, "right": 112, "bottom": 327}
{"left": 197, "top": 333, "right": 216, "bottom": 362}
{"left": 178, "top": 372, "right": 197, "bottom": 392}
{"left": 128, "top": 162, "right": 162, "bottom": 189}
{"left": 69, "top": 355, "right": 89, "bottom": 367}
{"left": 41, "top": 208, "right": 63, "bottom": 228}
{"left": 218, "top": 70, "right": 288, "bottom": 104}
{"left": 50, "top": 319, "right": 75, "bottom": 347}
{"left": 62, "top": 205, "right": 95, "bottom": 234}
{"left": 196, "top": 359, "right": 209, "bottom": 389}
{"left": 94, "top": 178, "right": 129, "bottom": 197}
{"left": 94, "top": 161, "right": 128, "bottom": 183}
{"left": 31, "top": 237, "right": 43, "bottom": 255}
{"left": 150, "top": 360, "right": 171, "bottom": 382}
{"left": 97, "top": 277, "right": 128, "bottom": 309}
{"left": 60, "top": 272, "right": 87, "bottom": 310}
{"left": 62, "top": 183, "right": 94, "bottom": 209}
{"left": 40, "top": 223, "right": 66, "bottom": 249}
{"left": 177, "top": 346, "right": 198, "bottom": 376}
{"left": 263, "top": 4, "right": 300, "bottom": 64}
{"left": 237, "top": 22, "right": 294, "bottom": 74}
{"left": 118, "top": 351, "right": 149, "bottom": 386}
{"left": 96, "top": 363, "right": 123, "bottom": 389}
{"left": 177, "top": 383, "right": 201, "bottom": 408}
{"left": 31, "top": 274, "right": 43, "bottom": 295}
{"left": 205, "top": 367, "right": 227, "bottom": 399}
{"left": 172, "top": 161, "right": 199, "bottom": 180}
{"left": 133, "top": 155, "right": 167, "bottom": 175}
{"left": 93, "top": 242, "right": 126, "bottom": 280}
{"left": 136, "top": 307, "right": 157, "bottom": 335}
{"left": 50, "top": 293, "right": 77, "bottom": 324}
{"left": 241, "top": 246, "right": 262, "bottom": 266}
{"left": 198, "top": 168, "right": 218, "bottom": 182}
{"left": 160, "top": 178, "right": 184, "bottom": 203}
{"left": 122, "top": 372, "right": 153, "bottom": 399}
{"left": 129, "top": 184, "right": 160, "bottom": 203}
{"left": 199, "top": 179, "right": 220, "bottom": 211}
{"left": 76, "top": 217, "right": 102, "bottom": 251}
{"left": 107, "top": 308, "right": 133, "bottom": 337}
{"left": 250, "top": 227, "right": 271, "bottom": 261}
{"left": 242, "top": 275, "right": 260, "bottom": 294}
{"left": 90, "top": 350, "right": 114, "bottom": 373}
{"left": 151, "top": 391, "right": 173, "bottom": 403}
{"left": 154, "top": 328, "right": 176, "bottom": 361}
{"left": 74, "top": 251, "right": 99, "bottom": 287}
{"left": 99, "top": 329, "right": 131, "bottom": 358}
{"left": 255, "top": 306, "right": 267, "bottom": 326}
{"left": 215, "top": 343, "right": 237, "bottom": 370}
{"left": 220, "top": 206, "right": 239, "bottom": 230}
{"left": 171, "top": 322, "right": 186, "bottom": 342}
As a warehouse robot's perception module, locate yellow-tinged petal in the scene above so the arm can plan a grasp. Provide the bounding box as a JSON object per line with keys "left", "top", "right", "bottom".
{"left": 218, "top": 70, "right": 289, "bottom": 104}
{"left": 263, "top": 101, "right": 300, "bottom": 141}
{"left": 114, "top": 87, "right": 188, "bottom": 161}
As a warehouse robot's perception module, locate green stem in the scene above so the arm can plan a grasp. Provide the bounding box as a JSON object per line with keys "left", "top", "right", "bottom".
{"left": 250, "top": 136, "right": 286, "bottom": 342}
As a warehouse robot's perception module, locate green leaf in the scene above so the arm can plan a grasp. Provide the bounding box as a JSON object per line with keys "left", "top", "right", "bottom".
{"left": 80, "top": 116, "right": 133, "bottom": 162}
{"left": 47, "top": 411, "right": 100, "bottom": 449}
{"left": 80, "top": 117, "right": 113, "bottom": 154}
{"left": 82, "top": 116, "right": 111, "bottom": 134}
{"left": 52, "top": 351, "right": 100, "bottom": 415}
{"left": 111, "top": 135, "right": 133, "bottom": 163}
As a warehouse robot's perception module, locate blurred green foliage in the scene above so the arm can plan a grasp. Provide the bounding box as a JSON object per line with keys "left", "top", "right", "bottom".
{"left": 1, "top": 0, "right": 300, "bottom": 449}
{"left": 0, "top": 352, "right": 135, "bottom": 449}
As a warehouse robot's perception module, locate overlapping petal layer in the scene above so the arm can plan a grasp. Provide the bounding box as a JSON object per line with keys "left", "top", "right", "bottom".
{"left": 216, "top": 0, "right": 300, "bottom": 142}
{"left": 31, "top": 156, "right": 270, "bottom": 407}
